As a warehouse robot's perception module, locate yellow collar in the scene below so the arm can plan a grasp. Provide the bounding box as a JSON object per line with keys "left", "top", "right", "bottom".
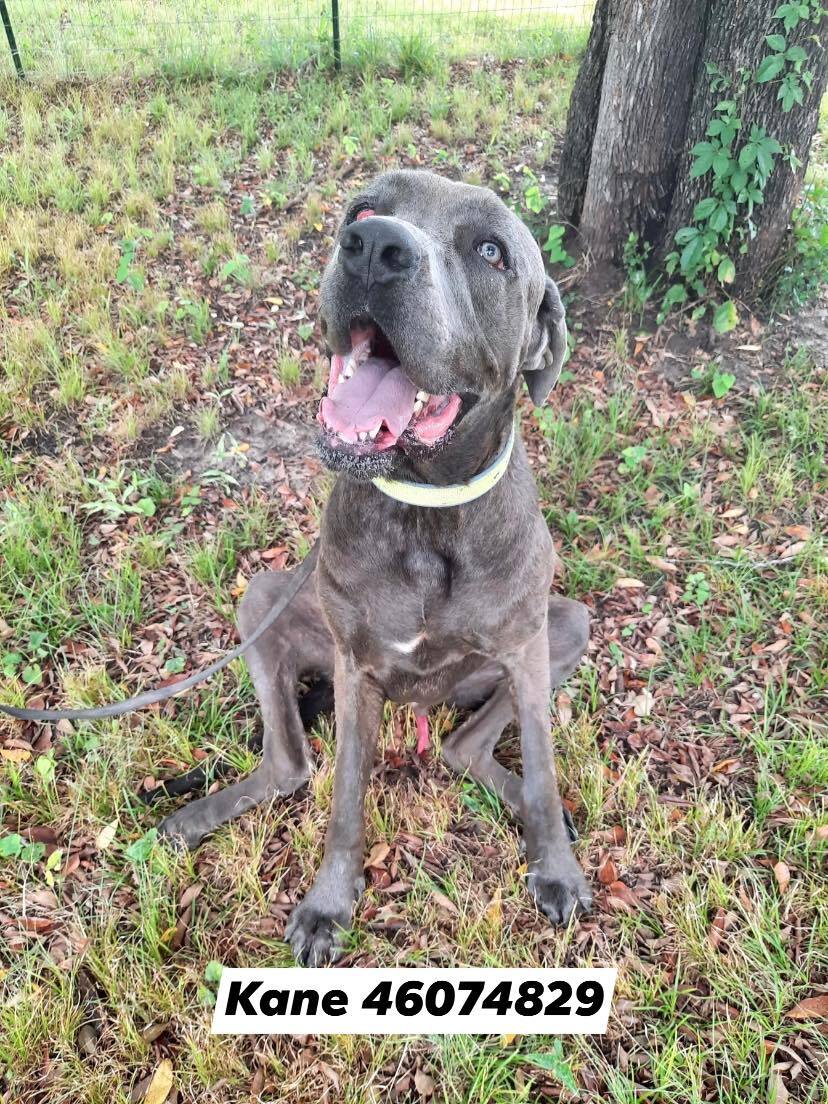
{"left": 371, "top": 423, "right": 515, "bottom": 508}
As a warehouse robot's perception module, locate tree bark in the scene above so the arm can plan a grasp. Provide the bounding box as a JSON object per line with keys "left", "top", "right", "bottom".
{"left": 557, "top": 0, "right": 617, "bottom": 229}
{"left": 560, "top": 0, "right": 828, "bottom": 289}
{"left": 576, "top": 0, "right": 708, "bottom": 260}
{"left": 663, "top": 0, "right": 828, "bottom": 288}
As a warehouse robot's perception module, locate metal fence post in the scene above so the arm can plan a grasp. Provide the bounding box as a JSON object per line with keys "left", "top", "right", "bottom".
{"left": 0, "top": 0, "right": 24, "bottom": 78}
{"left": 331, "top": 0, "right": 341, "bottom": 71}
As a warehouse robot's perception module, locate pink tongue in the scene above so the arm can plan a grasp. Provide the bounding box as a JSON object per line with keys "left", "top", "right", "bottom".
{"left": 319, "top": 358, "right": 416, "bottom": 443}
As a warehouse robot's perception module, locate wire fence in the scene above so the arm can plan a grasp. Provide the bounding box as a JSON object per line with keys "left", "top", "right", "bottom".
{"left": 0, "top": 0, "right": 593, "bottom": 80}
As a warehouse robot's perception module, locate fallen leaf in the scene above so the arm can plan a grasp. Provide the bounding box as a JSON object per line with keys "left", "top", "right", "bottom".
{"left": 431, "top": 891, "right": 459, "bottom": 916}
{"left": 500, "top": 1033, "right": 518, "bottom": 1047}
{"left": 767, "top": 1071, "right": 789, "bottom": 1104}
{"left": 556, "top": 691, "right": 572, "bottom": 726}
{"left": 364, "top": 842, "right": 390, "bottom": 869}
{"left": 20, "top": 916, "right": 56, "bottom": 933}
{"left": 786, "top": 995, "right": 828, "bottom": 1020}
{"left": 486, "top": 887, "right": 503, "bottom": 928}
{"left": 607, "top": 880, "right": 641, "bottom": 910}
{"left": 1, "top": 748, "right": 31, "bottom": 763}
{"left": 28, "top": 888, "right": 58, "bottom": 910}
{"left": 632, "top": 689, "right": 654, "bottom": 717}
{"left": 711, "top": 757, "right": 740, "bottom": 774}
{"left": 144, "top": 1059, "right": 174, "bottom": 1104}
{"left": 773, "top": 861, "right": 791, "bottom": 895}
{"left": 615, "top": 577, "right": 646, "bottom": 589}
{"left": 414, "top": 1069, "right": 435, "bottom": 1097}
{"left": 95, "top": 820, "right": 118, "bottom": 851}
{"left": 708, "top": 906, "right": 729, "bottom": 950}
{"left": 598, "top": 858, "right": 618, "bottom": 885}
{"left": 179, "top": 883, "right": 203, "bottom": 910}
{"left": 784, "top": 525, "right": 811, "bottom": 541}
{"left": 645, "top": 556, "right": 677, "bottom": 573}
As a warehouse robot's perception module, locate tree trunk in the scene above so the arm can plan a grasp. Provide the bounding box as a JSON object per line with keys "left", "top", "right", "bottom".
{"left": 557, "top": 0, "right": 617, "bottom": 229}
{"left": 560, "top": 0, "right": 828, "bottom": 290}
{"left": 663, "top": 0, "right": 828, "bottom": 289}
{"left": 575, "top": 0, "right": 707, "bottom": 259}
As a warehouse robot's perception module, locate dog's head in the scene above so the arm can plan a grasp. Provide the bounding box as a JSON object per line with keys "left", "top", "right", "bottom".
{"left": 316, "top": 170, "right": 567, "bottom": 478}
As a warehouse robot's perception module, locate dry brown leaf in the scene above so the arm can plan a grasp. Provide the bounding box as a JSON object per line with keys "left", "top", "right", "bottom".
{"left": 431, "top": 891, "right": 459, "bottom": 916}
{"left": 0, "top": 748, "right": 31, "bottom": 763}
{"left": 786, "top": 995, "right": 828, "bottom": 1020}
{"left": 773, "top": 861, "right": 791, "bottom": 895}
{"left": 179, "top": 883, "right": 203, "bottom": 911}
{"left": 645, "top": 556, "right": 677, "bottom": 573}
{"left": 485, "top": 887, "right": 503, "bottom": 928}
{"left": 767, "top": 1071, "right": 789, "bottom": 1104}
{"left": 414, "top": 1069, "right": 435, "bottom": 1097}
{"left": 364, "top": 842, "right": 390, "bottom": 869}
{"left": 598, "top": 858, "right": 618, "bottom": 885}
{"left": 143, "top": 1059, "right": 174, "bottom": 1104}
{"left": 708, "top": 906, "right": 729, "bottom": 950}
{"left": 28, "top": 888, "right": 58, "bottom": 910}
{"left": 615, "top": 577, "right": 646, "bottom": 589}
{"left": 632, "top": 689, "right": 654, "bottom": 717}
{"left": 95, "top": 820, "right": 118, "bottom": 851}
{"left": 556, "top": 691, "right": 572, "bottom": 726}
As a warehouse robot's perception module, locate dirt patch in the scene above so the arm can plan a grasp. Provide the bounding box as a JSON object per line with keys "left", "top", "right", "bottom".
{"left": 145, "top": 408, "right": 321, "bottom": 492}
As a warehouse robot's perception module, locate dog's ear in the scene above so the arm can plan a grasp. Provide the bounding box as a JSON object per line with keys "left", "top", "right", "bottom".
{"left": 521, "top": 276, "right": 568, "bottom": 406}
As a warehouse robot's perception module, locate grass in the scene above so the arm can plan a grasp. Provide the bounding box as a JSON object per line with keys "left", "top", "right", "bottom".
{"left": 1, "top": 0, "right": 592, "bottom": 79}
{"left": 1, "top": 50, "right": 827, "bottom": 1104}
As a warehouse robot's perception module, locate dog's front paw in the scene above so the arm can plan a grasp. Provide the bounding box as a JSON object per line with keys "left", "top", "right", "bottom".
{"left": 158, "top": 809, "right": 208, "bottom": 852}
{"left": 527, "top": 864, "right": 592, "bottom": 925}
{"left": 285, "top": 896, "right": 354, "bottom": 966}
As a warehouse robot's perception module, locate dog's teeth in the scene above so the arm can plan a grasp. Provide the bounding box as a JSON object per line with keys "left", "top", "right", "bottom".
{"left": 358, "top": 431, "right": 368, "bottom": 441}
{"left": 416, "top": 390, "right": 430, "bottom": 403}
{"left": 368, "top": 425, "right": 380, "bottom": 439}
{"left": 342, "top": 364, "right": 353, "bottom": 379}
{"left": 413, "top": 400, "right": 423, "bottom": 414}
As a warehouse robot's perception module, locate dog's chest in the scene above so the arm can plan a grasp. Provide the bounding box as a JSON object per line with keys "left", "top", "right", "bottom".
{"left": 319, "top": 541, "right": 482, "bottom": 694}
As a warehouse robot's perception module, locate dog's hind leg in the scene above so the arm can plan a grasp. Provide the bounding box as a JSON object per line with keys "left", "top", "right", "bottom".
{"left": 158, "top": 569, "right": 334, "bottom": 851}
{"left": 441, "top": 596, "right": 589, "bottom": 820}
{"left": 441, "top": 682, "right": 523, "bottom": 813}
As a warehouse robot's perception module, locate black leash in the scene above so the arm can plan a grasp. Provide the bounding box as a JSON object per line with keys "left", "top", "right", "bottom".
{"left": 0, "top": 542, "right": 319, "bottom": 724}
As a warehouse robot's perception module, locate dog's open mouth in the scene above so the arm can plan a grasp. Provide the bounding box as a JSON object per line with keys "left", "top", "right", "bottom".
{"left": 317, "top": 322, "right": 462, "bottom": 453}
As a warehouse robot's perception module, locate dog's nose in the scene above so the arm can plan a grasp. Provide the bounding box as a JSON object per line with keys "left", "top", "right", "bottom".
{"left": 339, "top": 217, "right": 420, "bottom": 286}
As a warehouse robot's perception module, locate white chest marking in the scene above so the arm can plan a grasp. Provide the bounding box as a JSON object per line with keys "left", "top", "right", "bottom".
{"left": 392, "top": 633, "right": 426, "bottom": 654}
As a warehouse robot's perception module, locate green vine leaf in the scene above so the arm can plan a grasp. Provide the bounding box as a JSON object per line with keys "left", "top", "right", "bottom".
{"left": 717, "top": 257, "right": 736, "bottom": 284}
{"left": 713, "top": 300, "right": 739, "bottom": 333}
{"left": 709, "top": 204, "right": 730, "bottom": 232}
{"left": 690, "top": 141, "right": 717, "bottom": 177}
{"left": 756, "top": 54, "right": 786, "bottom": 82}
{"left": 773, "top": 4, "right": 810, "bottom": 33}
{"left": 694, "top": 198, "right": 717, "bottom": 219}
{"left": 779, "top": 74, "right": 805, "bottom": 111}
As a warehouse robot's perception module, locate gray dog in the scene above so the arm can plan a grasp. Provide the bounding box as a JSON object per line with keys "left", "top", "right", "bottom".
{"left": 159, "top": 170, "right": 592, "bottom": 965}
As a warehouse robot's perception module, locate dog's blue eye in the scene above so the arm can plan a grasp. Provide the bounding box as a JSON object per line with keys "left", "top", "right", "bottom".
{"left": 477, "top": 241, "right": 504, "bottom": 267}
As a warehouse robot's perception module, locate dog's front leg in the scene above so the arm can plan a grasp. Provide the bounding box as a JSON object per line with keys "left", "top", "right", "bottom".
{"left": 504, "top": 620, "right": 592, "bottom": 925}
{"left": 285, "top": 648, "right": 383, "bottom": 966}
